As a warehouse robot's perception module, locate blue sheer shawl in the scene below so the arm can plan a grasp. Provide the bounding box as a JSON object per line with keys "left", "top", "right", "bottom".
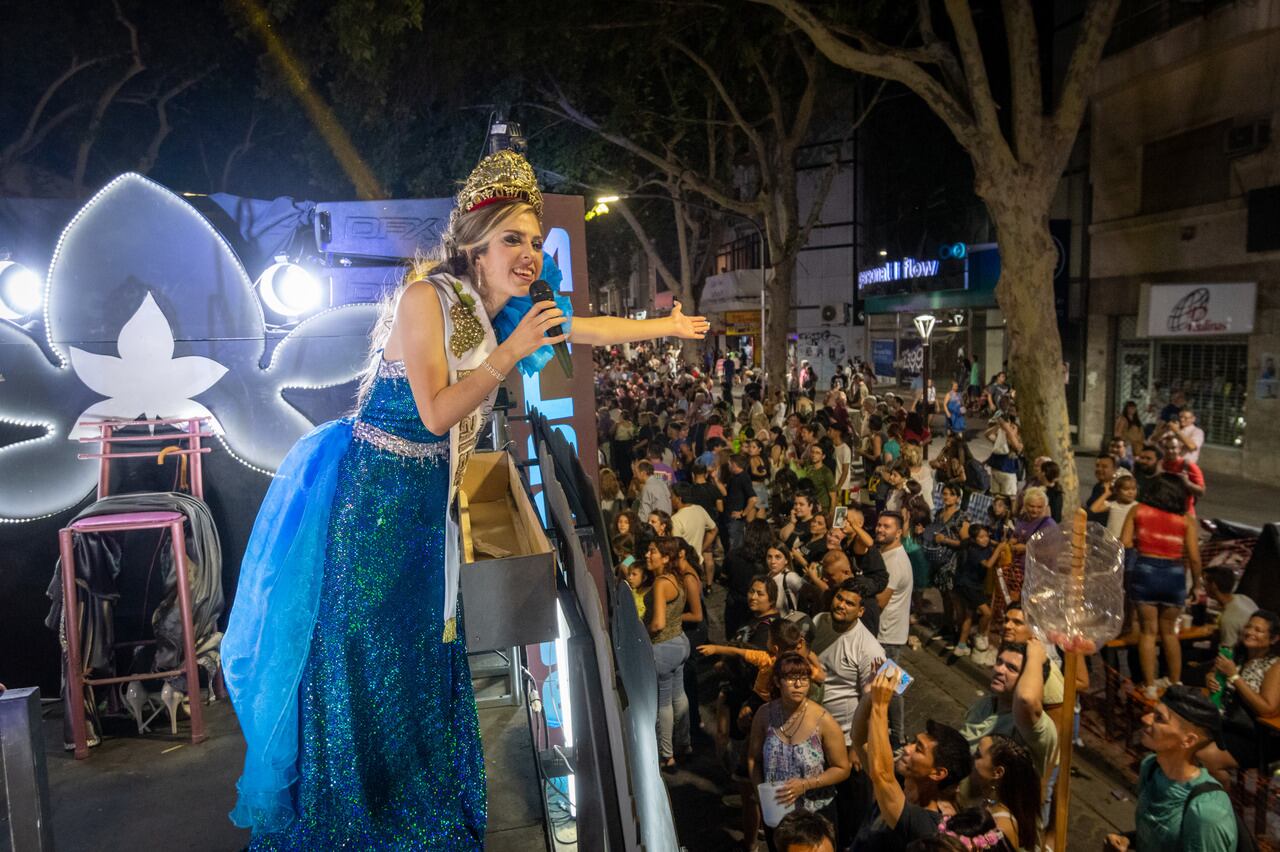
{"left": 222, "top": 418, "right": 353, "bottom": 832}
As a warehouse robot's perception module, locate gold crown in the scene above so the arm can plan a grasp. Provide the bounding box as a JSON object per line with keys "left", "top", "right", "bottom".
{"left": 453, "top": 149, "right": 543, "bottom": 224}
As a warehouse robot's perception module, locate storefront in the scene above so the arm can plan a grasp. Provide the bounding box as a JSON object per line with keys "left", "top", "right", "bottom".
{"left": 1112, "top": 282, "right": 1255, "bottom": 449}
{"left": 860, "top": 243, "right": 1006, "bottom": 388}
{"left": 699, "top": 269, "right": 765, "bottom": 366}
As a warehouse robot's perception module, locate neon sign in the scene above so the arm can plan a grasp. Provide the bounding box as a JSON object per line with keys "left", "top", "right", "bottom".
{"left": 858, "top": 257, "right": 941, "bottom": 288}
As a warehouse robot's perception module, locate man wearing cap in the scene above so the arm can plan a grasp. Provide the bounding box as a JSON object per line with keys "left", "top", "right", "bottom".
{"left": 1104, "top": 686, "right": 1237, "bottom": 852}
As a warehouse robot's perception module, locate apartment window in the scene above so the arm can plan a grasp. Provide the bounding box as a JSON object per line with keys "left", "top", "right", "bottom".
{"left": 1107, "top": 0, "right": 1237, "bottom": 56}
{"left": 1141, "top": 121, "right": 1231, "bottom": 214}
{"left": 714, "top": 234, "right": 763, "bottom": 273}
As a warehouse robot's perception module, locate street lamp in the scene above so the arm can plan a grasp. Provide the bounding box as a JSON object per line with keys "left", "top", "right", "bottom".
{"left": 588, "top": 193, "right": 769, "bottom": 379}
{"left": 913, "top": 313, "right": 936, "bottom": 422}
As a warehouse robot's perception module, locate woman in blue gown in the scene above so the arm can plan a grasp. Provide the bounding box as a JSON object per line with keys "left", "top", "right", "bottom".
{"left": 222, "top": 150, "right": 709, "bottom": 850}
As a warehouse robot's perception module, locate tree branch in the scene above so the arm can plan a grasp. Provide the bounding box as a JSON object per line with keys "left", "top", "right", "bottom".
{"left": 668, "top": 39, "right": 770, "bottom": 172}
{"left": 220, "top": 107, "right": 260, "bottom": 193}
{"left": 1045, "top": 0, "right": 1122, "bottom": 184}
{"left": 532, "top": 91, "right": 761, "bottom": 217}
{"left": 784, "top": 36, "right": 821, "bottom": 154}
{"left": 136, "top": 69, "right": 213, "bottom": 174}
{"left": 612, "top": 199, "right": 681, "bottom": 293}
{"left": 751, "top": 50, "right": 787, "bottom": 144}
{"left": 1, "top": 54, "right": 108, "bottom": 167}
{"left": 1003, "top": 0, "right": 1044, "bottom": 162}
{"left": 941, "top": 0, "right": 1007, "bottom": 160}
{"left": 73, "top": 0, "right": 145, "bottom": 194}
{"left": 915, "top": 0, "right": 969, "bottom": 97}
{"left": 748, "top": 0, "right": 982, "bottom": 154}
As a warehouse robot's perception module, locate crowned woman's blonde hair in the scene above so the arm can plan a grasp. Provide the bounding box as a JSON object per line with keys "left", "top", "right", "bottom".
{"left": 356, "top": 198, "right": 538, "bottom": 407}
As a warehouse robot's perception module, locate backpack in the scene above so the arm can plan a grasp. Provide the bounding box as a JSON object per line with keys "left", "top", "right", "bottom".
{"left": 1180, "top": 781, "right": 1256, "bottom": 852}
{"left": 1137, "top": 758, "right": 1256, "bottom": 852}
{"left": 964, "top": 457, "right": 990, "bottom": 493}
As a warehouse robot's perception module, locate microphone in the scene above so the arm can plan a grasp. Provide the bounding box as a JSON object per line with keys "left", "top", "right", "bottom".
{"left": 528, "top": 279, "right": 573, "bottom": 378}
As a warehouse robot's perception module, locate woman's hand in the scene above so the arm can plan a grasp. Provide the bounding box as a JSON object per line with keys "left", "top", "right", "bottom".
{"left": 499, "top": 300, "right": 568, "bottom": 361}
{"left": 669, "top": 301, "right": 710, "bottom": 340}
{"left": 775, "top": 777, "right": 808, "bottom": 805}
{"left": 1214, "top": 654, "right": 1239, "bottom": 678}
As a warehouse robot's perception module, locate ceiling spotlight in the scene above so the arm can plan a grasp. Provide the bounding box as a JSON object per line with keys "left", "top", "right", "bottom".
{"left": 0, "top": 260, "right": 44, "bottom": 320}
{"left": 257, "top": 257, "right": 325, "bottom": 320}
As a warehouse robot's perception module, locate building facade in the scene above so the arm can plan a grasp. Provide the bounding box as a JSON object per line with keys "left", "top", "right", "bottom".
{"left": 1081, "top": 0, "right": 1280, "bottom": 481}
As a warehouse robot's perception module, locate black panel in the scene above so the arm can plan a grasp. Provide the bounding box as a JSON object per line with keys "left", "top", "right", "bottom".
{"left": 1246, "top": 185, "right": 1280, "bottom": 253}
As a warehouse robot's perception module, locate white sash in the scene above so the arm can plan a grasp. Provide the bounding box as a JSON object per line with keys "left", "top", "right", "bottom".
{"left": 426, "top": 273, "right": 498, "bottom": 642}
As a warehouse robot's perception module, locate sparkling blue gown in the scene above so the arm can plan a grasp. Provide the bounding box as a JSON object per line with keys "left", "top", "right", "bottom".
{"left": 249, "top": 357, "right": 485, "bottom": 850}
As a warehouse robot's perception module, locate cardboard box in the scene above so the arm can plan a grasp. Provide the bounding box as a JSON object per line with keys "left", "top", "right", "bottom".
{"left": 458, "top": 451, "right": 558, "bottom": 651}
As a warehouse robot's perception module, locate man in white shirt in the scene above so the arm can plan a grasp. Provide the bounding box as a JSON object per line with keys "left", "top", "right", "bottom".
{"left": 671, "top": 484, "right": 718, "bottom": 586}
{"left": 1176, "top": 409, "right": 1206, "bottom": 464}
{"left": 875, "top": 511, "right": 913, "bottom": 653}
{"left": 812, "top": 580, "right": 886, "bottom": 745}
{"left": 874, "top": 510, "right": 913, "bottom": 749}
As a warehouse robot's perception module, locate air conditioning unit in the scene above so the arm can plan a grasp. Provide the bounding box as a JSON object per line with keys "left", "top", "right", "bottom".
{"left": 1225, "top": 118, "right": 1271, "bottom": 158}
{"left": 819, "top": 304, "right": 849, "bottom": 326}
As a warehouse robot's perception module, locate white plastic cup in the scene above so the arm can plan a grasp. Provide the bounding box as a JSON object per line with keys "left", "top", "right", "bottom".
{"left": 757, "top": 781, "right": 796, "bottom": 828}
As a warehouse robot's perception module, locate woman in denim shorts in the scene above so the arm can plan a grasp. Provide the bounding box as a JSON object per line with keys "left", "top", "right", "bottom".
{"left": 1121, "top": 475, "right": 1202, "bottom": 699}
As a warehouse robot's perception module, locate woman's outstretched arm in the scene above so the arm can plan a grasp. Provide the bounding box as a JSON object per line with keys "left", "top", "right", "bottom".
{"left": 569, "top": 301, "right": 709, "bottom": 346}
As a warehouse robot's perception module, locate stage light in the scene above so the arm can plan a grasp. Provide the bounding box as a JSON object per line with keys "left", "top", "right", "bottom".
{"left": 0, "top": 261, "right": 44, "bottom": 319}
{"left": 257, "top": 257, "right": 325, "bottom": 320}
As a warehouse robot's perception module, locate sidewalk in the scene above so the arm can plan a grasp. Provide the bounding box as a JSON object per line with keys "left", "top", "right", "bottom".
{"left": 952, "top": 426, "right": 1279, "bottom": 528}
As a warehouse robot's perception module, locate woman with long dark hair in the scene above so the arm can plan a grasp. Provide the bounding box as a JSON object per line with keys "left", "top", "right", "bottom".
{"left": 969, "top": 734, "right": 1041, "bottom": 850}
{"left": 723, "top": 519, "right": 774, "bottom": 636}
{"left": 647, "top": 536, "right": 691, "bottom": 769}
{"left": 1198, "top": 609, "right": 1280, "bottom": 786}
{"left": 1113, "top": 399, "right": 1146, "bottom": 453}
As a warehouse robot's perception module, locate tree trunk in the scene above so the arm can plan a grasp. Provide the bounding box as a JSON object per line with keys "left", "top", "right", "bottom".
{"left": 987, "top": 203, "right": 1080, "bottom": 511}
{"left": 764, "top": 258, "right": 792, "bottom": 398}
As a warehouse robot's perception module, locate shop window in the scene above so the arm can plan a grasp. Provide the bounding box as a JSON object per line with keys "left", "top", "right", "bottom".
{"left": 1153, "top": 339, "right": 1247, "bottom": 447}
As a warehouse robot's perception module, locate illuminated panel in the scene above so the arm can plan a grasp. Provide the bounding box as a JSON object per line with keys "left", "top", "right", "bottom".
{"left": 0, "top": 173, "right": 381, "bottom": 520}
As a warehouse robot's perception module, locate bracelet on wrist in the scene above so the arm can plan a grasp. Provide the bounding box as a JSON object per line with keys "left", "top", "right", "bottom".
{"left": 480, "top": 359, "right": 506, "bottom": 382}
{"left": 1228, "top": 674, "right": 1241, "bottom": 688}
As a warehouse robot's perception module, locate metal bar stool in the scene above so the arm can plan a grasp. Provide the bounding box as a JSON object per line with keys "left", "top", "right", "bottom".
{"left": 58, "top": 416, "right": 214, "bottom": 759}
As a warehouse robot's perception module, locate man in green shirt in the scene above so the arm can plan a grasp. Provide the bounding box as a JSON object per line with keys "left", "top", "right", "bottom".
{"left": 1105, "top": 686, "right": 1237, "bottom": 852}
{"left": 801, "top": 443, "right": 837, "bottom": 513}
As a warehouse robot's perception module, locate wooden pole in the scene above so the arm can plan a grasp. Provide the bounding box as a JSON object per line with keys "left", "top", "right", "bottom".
{"left": 1052, "top": 508, "right": 1089, "bottom": 851}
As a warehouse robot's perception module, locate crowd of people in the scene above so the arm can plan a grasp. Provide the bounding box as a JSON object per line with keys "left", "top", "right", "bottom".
{"left": 592, "top": 343, "right": 1275, "bottom": 851}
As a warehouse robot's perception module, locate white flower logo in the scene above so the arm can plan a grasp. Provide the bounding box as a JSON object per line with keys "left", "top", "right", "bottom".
{"left": 68, "top": 293, "right": 228, "bottom": 436}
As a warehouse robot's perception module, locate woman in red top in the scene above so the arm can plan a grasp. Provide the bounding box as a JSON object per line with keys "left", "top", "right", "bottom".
{"left": 1121, "top": 475, "right": 1202, "bottom": 698}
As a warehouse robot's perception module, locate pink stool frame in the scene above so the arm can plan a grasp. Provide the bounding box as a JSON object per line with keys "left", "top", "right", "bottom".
{"left": 58, "top": 417, "right": 215, "bottom": 759}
